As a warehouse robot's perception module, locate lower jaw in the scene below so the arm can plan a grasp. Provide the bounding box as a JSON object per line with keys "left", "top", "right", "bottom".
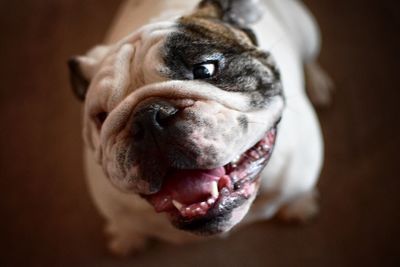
{"left": 168, "top": 179, "right": 261, "bottom": 235}
{"left": 169, "top": 178, "right": 258, "bottom": 218}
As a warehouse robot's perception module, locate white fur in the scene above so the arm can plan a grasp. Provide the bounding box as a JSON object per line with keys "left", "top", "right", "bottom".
{"left": 83, "top": 0, "right": 328, "bottom": 254}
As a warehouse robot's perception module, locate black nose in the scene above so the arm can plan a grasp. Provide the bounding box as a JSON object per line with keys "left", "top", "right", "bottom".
{"left": 132, "top": 101, "right": 179, "bottom": 141}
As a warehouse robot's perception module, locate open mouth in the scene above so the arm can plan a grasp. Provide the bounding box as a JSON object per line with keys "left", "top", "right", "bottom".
{"left": 143, "top": 126, "right": 277, "bottom": 225}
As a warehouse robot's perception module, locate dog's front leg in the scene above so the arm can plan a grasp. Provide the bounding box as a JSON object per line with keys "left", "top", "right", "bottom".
{"left": 105, "top": 218, "right": 149, "bottom": 256}
{"left": 306, "top": 61, "right": 334, "bottom": 107}
{"left": 276, "top": 190, "right": 319, "bottom": 223}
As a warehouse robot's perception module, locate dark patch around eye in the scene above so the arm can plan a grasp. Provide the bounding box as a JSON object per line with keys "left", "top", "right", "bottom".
{"left": 161, "top": 17, "right": 283, "bottom": 108}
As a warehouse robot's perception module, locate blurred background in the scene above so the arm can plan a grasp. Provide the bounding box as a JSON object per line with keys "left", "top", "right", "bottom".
{"left": 0, "top": 0, "right": 399, "bottom": 266}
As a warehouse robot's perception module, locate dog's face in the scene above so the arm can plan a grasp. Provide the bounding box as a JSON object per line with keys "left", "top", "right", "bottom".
{"left": 69, "top": 0, "right": 284, "bottom": 235}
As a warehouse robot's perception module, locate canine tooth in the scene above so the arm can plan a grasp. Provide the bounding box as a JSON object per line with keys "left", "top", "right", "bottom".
{"left": 200, "top": 202, "right": 208, "bottom": 209}
{"left": 207, "top": 198, "right": 215, "bottom": 205}
{"left": 172, "top": 200, "right": 184, "bottom": 210}
{"left": 211, "top": 181, "right": 219, "bottom": 198}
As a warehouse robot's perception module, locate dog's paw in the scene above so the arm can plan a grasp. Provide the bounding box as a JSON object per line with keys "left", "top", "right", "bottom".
{"left": 306, "top": 62, "right": 334, "bottom": 107}
{"left": 105, "top": 223, "right": 148, "bottom": 256}
{"left": 108, "top": 235, "right": 147, "bottom": 257}
{"left": 276, "top": 191, "right": 319, "bottom": 224}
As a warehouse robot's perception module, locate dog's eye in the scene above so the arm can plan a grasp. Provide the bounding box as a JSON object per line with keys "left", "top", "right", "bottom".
{"left": 192, "top": 62, "right": 217, "bottom": 79}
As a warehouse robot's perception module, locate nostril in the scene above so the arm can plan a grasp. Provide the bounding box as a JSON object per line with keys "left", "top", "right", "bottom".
{"left": 132, "top": 121, "right": 145, "bottom": 140}
{"left": 155, "top": 105, "right": 179, "bottom": 128}
{"left": 132, "top": 101, "right": 180, "bottom": 141}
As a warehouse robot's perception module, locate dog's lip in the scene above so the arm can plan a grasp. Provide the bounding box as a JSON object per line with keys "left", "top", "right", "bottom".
{"left": 141, "top": 124, "right": 278, "bottom": 223}
{"left": 166, "top": 177, "right": 261, "bottom": 229}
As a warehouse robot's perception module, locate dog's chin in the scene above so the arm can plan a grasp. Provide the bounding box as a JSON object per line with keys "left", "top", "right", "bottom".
{"left": 167, "top": 181, "right": 260, "bottom": 235}
{"left": 140, "top": 126, "right": 278, "bottom": 235}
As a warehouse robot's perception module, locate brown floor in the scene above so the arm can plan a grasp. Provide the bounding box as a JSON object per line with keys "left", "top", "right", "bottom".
{"left": 0, "top": 0, "right": 399, "bottom": 266}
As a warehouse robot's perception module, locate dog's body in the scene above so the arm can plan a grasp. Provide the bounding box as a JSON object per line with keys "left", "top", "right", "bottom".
{"left": 69, "top": 0, "right": 332, "bottom": 255}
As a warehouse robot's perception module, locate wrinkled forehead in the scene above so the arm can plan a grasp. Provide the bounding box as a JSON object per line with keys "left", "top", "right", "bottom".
{"left": 163, "top": 15, "right": 255, "bottom": 60}
{"left": 111, "top": 21, "right": 178, "bottom": 59}
{"left": 175, "top": 15, "right": 254, "bottom": 47}
{"left": 111, "top": 15, "right": 254, "bottom": 64}
{"left": 87, "top": 16, "right": 264, "bottom": 111}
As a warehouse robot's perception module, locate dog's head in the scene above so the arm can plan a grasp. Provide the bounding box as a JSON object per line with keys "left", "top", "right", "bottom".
{"left": 68, "top": 0, "right": 284, "bottom": 235}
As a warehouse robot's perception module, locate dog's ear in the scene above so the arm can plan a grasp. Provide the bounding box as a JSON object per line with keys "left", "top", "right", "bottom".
{"left": 194, "top": 0, "right": 263, "bottom": 26}
{"left": 68, "top": 45, "right": 110, "bottom": 101}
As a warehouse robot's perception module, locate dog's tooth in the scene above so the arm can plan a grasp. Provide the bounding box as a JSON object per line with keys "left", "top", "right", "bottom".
{"left": 200, "top": 202, "right": 208, "bottom": 209}
{"left": 185, "top": 207, "right": 193, "bottom": 216}
{"left": 230, "top": 172, "right": 239, "bottom": 182}
{"left": 231, "top": 155, "right": 241, "bottom": 165}
{"left": 250, "top": 151, "right": 260, "bottom": 159}
{"left": 172, "top": 200, "right": 184, "bottom": 210}
{"left": 257, "top": 147, "right": 266, "bottom": 155}
{"left": 262, "top": 144, "right": 270, "bottom": 151}
{"left": 211, "top": 181, "right": 219, "bottom": 198}
{"left": 207, "top": 198, "right": 215, "bottom": 205}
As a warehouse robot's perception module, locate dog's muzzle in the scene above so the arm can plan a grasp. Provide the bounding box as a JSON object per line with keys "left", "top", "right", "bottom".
{"left": 128, "top": 99, "right": 206, "bottom": 194}
{"left": 129, "top": 98, "right": 279, "bottom": 234}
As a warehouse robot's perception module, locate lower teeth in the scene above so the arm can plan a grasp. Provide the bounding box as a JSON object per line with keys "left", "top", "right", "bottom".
{"left": 174, "top": 196, "right": 218, "bottom": 217}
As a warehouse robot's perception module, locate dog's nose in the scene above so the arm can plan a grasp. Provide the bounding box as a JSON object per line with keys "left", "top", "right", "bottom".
{"left": 132, "top": 101, "right": 179, "bottom": 141}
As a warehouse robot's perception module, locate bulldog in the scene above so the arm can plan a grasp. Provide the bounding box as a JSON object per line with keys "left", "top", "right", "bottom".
{"left": 68, "top": 0, "right": 333, "bottom": 255}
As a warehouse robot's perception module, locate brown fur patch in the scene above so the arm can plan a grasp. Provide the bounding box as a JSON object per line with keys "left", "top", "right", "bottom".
{"left": 178, "top": 15, "right": 254, "bottom": 49}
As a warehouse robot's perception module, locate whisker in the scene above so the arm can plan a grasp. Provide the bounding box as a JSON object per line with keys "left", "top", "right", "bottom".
{"left": 247, "top": 121, "right": 270, "bottom": 126}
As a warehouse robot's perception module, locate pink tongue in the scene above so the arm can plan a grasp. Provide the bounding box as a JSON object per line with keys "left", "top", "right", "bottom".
{"left": 147, "top": 167, "right": 225, "bottom": 212}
